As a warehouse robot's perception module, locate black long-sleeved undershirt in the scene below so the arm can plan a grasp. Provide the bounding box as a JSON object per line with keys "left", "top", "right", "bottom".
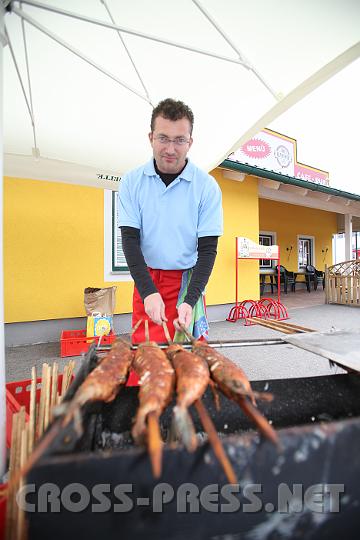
{"left": 120, "top": 227, "right": 218, "bottom": 307}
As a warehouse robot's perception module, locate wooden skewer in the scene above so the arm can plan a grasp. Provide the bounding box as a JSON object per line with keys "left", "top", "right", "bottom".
{"left": 65, "top": 363, "right": 70, "bottom": 392}
{"left": 194, "top": 399, "right": 237, "bottom": 484}
{"left": 261, "top": 319, "right": 315, "bottom": 332}
{"left": 247, "top": 317, "right": 315, "bottom": 334}
{"left": 44, "top": 364, "right": 52, "bottom": 432}
{"left": 2, "top": 418, "right": 63, "bottom": 505}
{"left": 11, "top": 408, "right": 25, "bottom": 539}
{"left": 5, "top": 411, "right": 19, "bottom": 539}
{"left": 268, "top": 320, "right": 315, "bottom": 333}
{"left": 16, "top": 407, "right": 26, "bottom": 471}
{"left": 147, "top": 411, "right": 163, "bottom": 478}
{"left": 17, "top": 425, "right": 28, "bottom": 540}
{"left": 70, "top": 359, "right": 76, "bottom": 381}
{"left": 50, "top": 362, "right": 58, "bottom": 422}
{"left": 179, "top": 324, "right": 196, "bottom": 344}
{"left": 235, "top": 396, "right": 279, "bottom": 447}
{"left": 37, "top": 363, "right": 48, "bottom": 438}
{"left": 162, "top": 321, "right": 172, "bottom": 345}
{"left": 65, "top": 360, "right": 74, "bottom": 393}
{"left": 60, "top": 364, "right": 69, "bottom": 402}
{"left": 35, "top": 403, "right": 40, "bottom": 434}
{"left": 131, "top": 319, "right": 143, "bottom": 336}
{"left": 28, "top": 366, "right": 37, "bottom": 453}
{"left": 246, "top": 318, "right": 297, "bottom": 334}
{"left": 145, "top": 320, "right": 149, "bottom": 342}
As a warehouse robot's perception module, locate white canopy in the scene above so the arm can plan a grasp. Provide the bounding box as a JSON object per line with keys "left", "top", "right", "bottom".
{"left": 3, "top": 0, "right": 360, "bottom": 189}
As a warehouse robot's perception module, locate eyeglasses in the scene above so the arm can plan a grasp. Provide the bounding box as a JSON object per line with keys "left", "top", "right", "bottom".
{"left": 153, "top": 135, "right": 190, "bottom": 146}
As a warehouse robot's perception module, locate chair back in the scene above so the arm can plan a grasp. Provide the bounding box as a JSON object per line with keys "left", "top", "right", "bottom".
{"left": 306, "top": 265, "right": 316, "bottom": 274}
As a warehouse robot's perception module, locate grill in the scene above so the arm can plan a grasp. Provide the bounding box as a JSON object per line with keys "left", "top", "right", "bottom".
{"left": 25, "top": 345, "right": 360, "bottom": 540}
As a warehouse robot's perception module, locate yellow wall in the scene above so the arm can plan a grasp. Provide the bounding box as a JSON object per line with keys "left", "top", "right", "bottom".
{"left": 259, "top": 199, "right": 336, "bottom": 271}
{"left": 4, "top": 172, "right": 260, "bottom": 323}
{"left": 4, "top": 177, "right": 133, "bottom": 323}
{"left": 209, "top": 170, "right": 260, "bottom": 304}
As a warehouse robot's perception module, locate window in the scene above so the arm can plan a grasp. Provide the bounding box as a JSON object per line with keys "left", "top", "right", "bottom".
{"left": 259, "top": 233, "right": 275, "bottom": 268}
{"left": 298, "top": 236, "right": 314, "bottom": 269}
{"left": 112, "top": 191, "right": 128, "bottom": 271}
{"left": 103, "top": 190, "right": 131, "bottom": 283}
{"left": 352, "top": 231, "right": 360, "bottom": 260}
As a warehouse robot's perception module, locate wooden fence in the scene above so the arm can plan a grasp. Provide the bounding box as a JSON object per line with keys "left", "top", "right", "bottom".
{"left": 325, "top": 259, "right": 360, "bottom": 306}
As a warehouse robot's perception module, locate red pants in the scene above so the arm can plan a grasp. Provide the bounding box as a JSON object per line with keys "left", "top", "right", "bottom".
{"left": 132, "top": 269, "right": 183, "bottom": 344}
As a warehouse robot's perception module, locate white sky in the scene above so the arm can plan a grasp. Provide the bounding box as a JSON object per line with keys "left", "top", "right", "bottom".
{"left": 268, "top": 58, "right": 360, "bottom": 195}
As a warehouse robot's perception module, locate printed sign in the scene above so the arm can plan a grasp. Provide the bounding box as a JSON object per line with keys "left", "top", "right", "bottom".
{"left": 230, "top": 130, "right": 295, "bottom": 177}
{"left": 294, "top": 163, "right": 329, "bottom": 186}
{"left": 228, "top": 129, "right": 329, "bottom": 186}
{"left": 237, "top": 237, "right": 279, "bottom": 259}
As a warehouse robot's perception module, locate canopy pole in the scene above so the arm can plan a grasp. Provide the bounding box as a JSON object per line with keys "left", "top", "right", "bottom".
{"left": 192, "top": 0, "right": 279, "bottom": 100}
{"left": 99, "top": 0, "right": 152, "bottom": 105}
{"left": 11, "top": 6, "right": 152, "bottom": 105}
{"left": 4, "top": 26, "right": 37, "bottom": 145}
{"left": 0, "top": 1, "right": 7, "bottom": 476}
{"left": 13, "top": 0, "right": 247, "bottom": 67}
{"left": 19, "top": 2, "right": 40, "bottom": 155}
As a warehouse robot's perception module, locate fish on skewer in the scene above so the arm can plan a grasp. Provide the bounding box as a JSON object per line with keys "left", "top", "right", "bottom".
{"left": 166, "top": 342, "right": 210, "bottom": 451}
{"left": 181, "top": 327, "right": 278, "bottom": 446}
{"left": 60, "top": 320, "right": 141, "bottom": 425}
{"left": 132, "top": 321, "right": 175, "bottom": 477}
{"left": 163, "top": 323, "right": 237, "bottom": 483}
{"left": 1, "top": 334, "right": 137, "bottom": 501}
{"left": 61, "top": 338, "right": 134, "bottom": 428}
{"left": 60, "top": 319, "right": 142, "bottom": 431}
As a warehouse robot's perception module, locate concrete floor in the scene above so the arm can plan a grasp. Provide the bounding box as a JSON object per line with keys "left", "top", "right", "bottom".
{"left": 5, "top": 291, "right": 360, "bottom": 384}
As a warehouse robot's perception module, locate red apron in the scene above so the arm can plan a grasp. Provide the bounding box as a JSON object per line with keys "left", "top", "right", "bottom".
{"left": 127, "top": 269, "right": 183, "bottom": 386}
{"left": 132, "top": 268, "right": 183, "bottom": 344}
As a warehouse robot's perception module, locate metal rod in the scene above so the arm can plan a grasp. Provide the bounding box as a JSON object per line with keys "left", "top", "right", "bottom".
{"left": 11, "top": 6, "right": 152, "bottom": 104}
{"left": 4, "top": 25, "right": 35, "bottom": 126}
{"left": 192, "top": 0, "right": 247, "bottom": 63}
{"left": 192, "top": 0, "right": 279, "bottom": 100}
{"left": 98, "top": 337, "right": 285, "bottom": 352}
{"left": 99, "top": 0, "right": 152, "bottom": 104}
{"left": 19, "top": 2, "right": 39, "bottom": 153}
{"left": 13, "top": 0, "right": 247, "bottom": 67}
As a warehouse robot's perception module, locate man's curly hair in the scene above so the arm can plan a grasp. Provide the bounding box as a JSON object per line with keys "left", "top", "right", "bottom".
{"left": 151, "top": 98, "right": 194, "bottom": 134}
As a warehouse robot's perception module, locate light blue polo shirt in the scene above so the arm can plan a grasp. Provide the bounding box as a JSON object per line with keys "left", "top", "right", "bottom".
{"left": 118, "top": 159, "right": 223, "bottom": 269}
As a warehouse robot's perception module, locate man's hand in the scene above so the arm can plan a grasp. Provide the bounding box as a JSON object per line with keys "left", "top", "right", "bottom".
{"left": 144, "top": 292, "right": 167, "bottom": 325}
{"left": 174, "top": 302, "right": 192, "bottom": 331}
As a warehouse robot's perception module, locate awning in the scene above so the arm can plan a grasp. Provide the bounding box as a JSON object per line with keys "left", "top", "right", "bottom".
{"left": 3, "top": 0, "right": 360, "bottom": 189}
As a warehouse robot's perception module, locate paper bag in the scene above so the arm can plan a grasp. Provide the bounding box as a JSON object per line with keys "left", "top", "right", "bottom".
{"left": 84, "top": 286, "right": 116, "bottom": 316}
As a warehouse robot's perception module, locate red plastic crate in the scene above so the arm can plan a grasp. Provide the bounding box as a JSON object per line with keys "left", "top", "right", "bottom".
{"left": 60, "top": 329, "right": 116, "bottom": 357}
{"left": 5, "top": 375, "right": 66, "bottom": 448}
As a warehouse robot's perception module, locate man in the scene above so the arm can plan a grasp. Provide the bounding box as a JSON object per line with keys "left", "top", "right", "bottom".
{"left": 118, "top": 98, "right": 223, "bottom": 343}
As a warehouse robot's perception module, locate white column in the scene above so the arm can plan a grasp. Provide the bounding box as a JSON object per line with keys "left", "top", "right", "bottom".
{"left": 0, "top": 3, "right": 7, "bottom": 475}
{"left": 344, "top": 214, "right": 353, "bottom": 261}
